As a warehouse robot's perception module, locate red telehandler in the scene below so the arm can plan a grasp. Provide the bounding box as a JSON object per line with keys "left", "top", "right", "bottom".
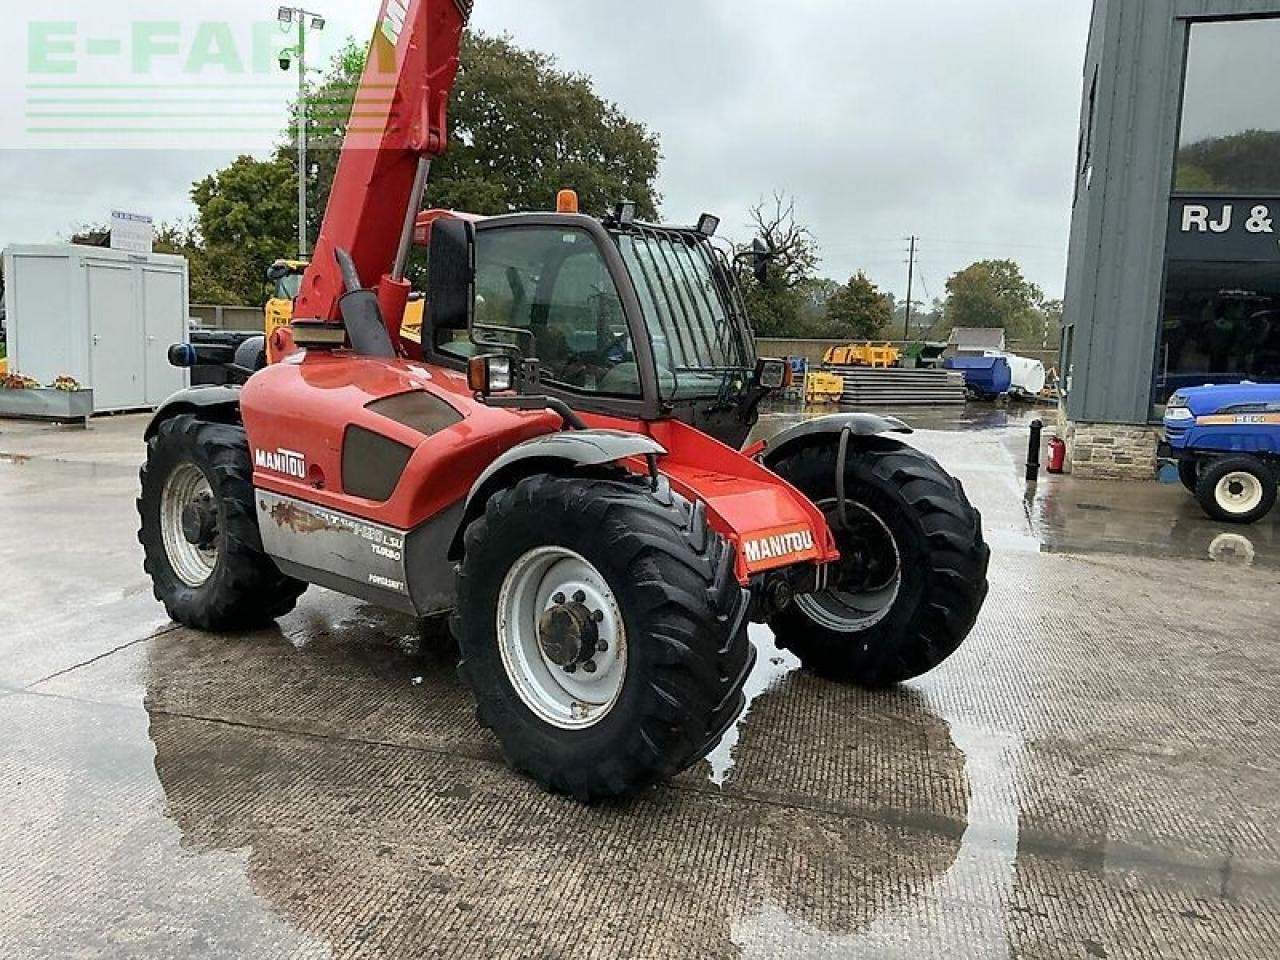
{"left": 139, "top": 0, "right": 989, "bottom": 801}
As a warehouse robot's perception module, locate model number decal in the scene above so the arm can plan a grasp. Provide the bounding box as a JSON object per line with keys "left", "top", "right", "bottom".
{"left": 255, "top": 447, "right": 307, "bottom": 480}
{"left": 1197, "top": 414, "right": 1280, "bottom": 426}
{"left": 743, "top": 528, "right": 816, "bottom": 566}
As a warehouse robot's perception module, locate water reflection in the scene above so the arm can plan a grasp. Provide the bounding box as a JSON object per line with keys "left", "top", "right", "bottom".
{"left": 732, "top": 721, "right": 1022, "bottom": 958}
{"left": 1031, "top": 474, "right": 1280, "bottom": 568}
{"left": 144, "top": 600, "right": 979, "bottom": 957}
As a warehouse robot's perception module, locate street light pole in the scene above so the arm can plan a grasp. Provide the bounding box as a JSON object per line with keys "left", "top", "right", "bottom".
{"left": 296, "top": 11, "right": 307, "bottom": 260}
{"left": 279, "top": 6, "right": 325, "bottom": 261}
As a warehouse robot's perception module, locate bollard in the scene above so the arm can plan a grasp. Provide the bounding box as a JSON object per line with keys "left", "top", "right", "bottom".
{"left": 1027, "top": 419, "right": 1043, "bottom": 483}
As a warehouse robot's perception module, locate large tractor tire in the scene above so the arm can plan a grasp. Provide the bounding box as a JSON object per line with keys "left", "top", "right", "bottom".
{"left": 138, "top": 415, "right": 306, "bottom": 631}
{"left": 1195, "top": 455, "right": 1277, "bottom": 524}
{"left": 1178, "top": 459, "right": 1200, "bottom": 494}
{"left": 767, "top": 438, "right": 989, "bottom": 687}
{"left": 454, "top": 473, "right": 753, "bottom": 802}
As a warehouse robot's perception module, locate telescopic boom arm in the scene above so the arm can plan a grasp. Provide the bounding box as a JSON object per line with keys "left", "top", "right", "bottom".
{"left": 293, "top": 0, "right": 472, "bottom": 339}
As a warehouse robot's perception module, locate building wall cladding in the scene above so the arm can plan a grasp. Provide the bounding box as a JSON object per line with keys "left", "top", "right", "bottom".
{"left": 1064, "top": 0, "right": 1280, "bottom": 426}
{"left": 1061, "top": 0, "right": 1280, "bottom": 477}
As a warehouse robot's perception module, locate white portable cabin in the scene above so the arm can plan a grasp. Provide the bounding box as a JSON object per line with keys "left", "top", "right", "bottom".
{"left": 2, "top": 244, "right": 189, "bottom": 412}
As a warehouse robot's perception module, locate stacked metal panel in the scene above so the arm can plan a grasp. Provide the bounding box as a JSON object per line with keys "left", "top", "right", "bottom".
{"left": 824, "top": 365, "right": 968, "bottom": 406}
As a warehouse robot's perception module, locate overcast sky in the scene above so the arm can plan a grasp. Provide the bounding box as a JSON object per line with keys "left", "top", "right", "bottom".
{"left": 0, "top": 0, "right": 1091, "bottom": 300}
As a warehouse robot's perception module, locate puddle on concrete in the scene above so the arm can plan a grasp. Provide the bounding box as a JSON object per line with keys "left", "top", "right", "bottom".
{"left": 704, "top": 625, "right": 801, "bottom": 786}
{"left": 733, "top": 714, "right": 1024, "bottom": 958}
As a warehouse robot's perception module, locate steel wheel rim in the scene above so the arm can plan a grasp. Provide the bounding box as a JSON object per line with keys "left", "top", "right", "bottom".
{"left": 1216, "top": 472, "right": 1264, "bottom": 515}
{"left": 161, "top": 461, "right": 219, "bottom": 588}
{"left": 496, "top": 546, "right": 627, "bottom": 730}
{"left": 794, "top": 498, "right": 902, "bottom": 633}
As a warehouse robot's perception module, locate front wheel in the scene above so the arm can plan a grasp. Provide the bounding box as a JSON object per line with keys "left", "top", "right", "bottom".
{"left": 454, "top": 473, "right": 752, "bottom": 802}
{"left": 138, "top": 415, "right": 306, "bottom": 631}
{"left": 1178, "top": 458, "right": 1200, "bottom": 494}
{"left": 1195, "top": 456, "right": 1277, "bottom": 524}
{"left": 767, "top": 439, "right": 990, "bottom": 687}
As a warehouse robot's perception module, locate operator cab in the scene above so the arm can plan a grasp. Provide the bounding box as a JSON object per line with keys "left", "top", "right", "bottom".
{"left": 422, "top": 196, "right": 782, "bottom": 447}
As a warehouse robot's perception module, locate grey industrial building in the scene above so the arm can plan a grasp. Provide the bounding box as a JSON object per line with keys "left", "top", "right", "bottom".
{"left": 1062, "top": 0, "right": 1280, "bottom": 478}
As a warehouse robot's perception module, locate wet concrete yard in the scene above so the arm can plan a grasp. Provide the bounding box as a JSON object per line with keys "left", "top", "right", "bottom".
{"left": 2, "top": 408, "right": 1278, "bottom": 958}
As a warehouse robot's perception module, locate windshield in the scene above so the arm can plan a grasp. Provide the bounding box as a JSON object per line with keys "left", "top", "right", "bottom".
{"left": 615, "top": 228, "right": 755, "bottom": 400}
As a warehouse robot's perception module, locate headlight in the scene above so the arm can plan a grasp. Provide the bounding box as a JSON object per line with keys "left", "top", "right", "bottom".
{"left": 467, "top": 354, "right": 513, "bottom": 395}
{"left": 1164, "top": 407, "right": 1194, "bottom": 423}
{"left": 1166, "top": 392, "right": 1189, "bottom": 409}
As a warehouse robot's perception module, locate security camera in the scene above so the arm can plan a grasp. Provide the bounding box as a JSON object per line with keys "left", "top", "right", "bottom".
{"left": 279, "top": 53, "right": 293, "bottom": 71}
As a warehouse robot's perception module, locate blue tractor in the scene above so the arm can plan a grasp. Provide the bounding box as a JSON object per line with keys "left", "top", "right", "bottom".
{"left": 1161, "top": 383, "right": 1280, "bottom": 524}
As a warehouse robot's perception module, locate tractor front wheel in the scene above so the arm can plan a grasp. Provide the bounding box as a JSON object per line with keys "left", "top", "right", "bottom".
{"left": 767, "top": 439, "right": 989, "bottom": 687}
{"left": 454, "top": 473, "right": 752, "bottom": 802}
{"left": 1195, "top": 455, "right": 1277, "bottom": 524}
{"left": 138, "top": 415, "right": 306, "bottom": 631}
{"left": 1178, "top": 458, "right": 1200, "bottom": 493}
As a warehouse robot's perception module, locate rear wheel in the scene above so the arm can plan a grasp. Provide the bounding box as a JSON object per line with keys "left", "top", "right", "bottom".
{"left": 454, "top": 473, "right": 752, "bottom": 802}
{"left": 767, "top": 439, "right": 989, "bottom": 687}
{"left": 1195, "top": 456, "right": 1277, "bottom": 524}
{"left": 138, "top": 415, "right": 306, "bottom": 630}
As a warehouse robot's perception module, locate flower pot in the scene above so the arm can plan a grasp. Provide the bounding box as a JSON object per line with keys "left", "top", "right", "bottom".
{"left": 0, "top": 388, "right": 94, "bottom": 423}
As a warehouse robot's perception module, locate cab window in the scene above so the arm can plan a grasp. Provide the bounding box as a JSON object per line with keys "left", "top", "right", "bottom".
{"left": 444, "top": 226, "right": 640, "bottom": 397}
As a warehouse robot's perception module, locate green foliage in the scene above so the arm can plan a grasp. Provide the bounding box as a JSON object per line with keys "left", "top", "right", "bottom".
{"left": 190, "top": 156, "right": 298, "bottom": 305}
{"left": 822, "top": 272, "right": 893, "bottom": 340}
{"left": 288, "top": 33, "right": 661, "bottom": 234}
{"left": 433, "top": 34, "right": 661, "bottom": 218}
{"left": 735, "top": 195, "right": 822, "bottom": 337}
{"left": 943, "top": 259, "right": 1045, "bottom": 340}
{"left": 1176, "top": 130, "right": 1280, "bottom": 194}
{"left": 185, "top": 31, "right": 661, "bottom": 305}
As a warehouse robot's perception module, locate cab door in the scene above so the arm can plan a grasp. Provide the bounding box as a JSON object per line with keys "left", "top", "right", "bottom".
{"left": 426, "top": 216, "right": 661, "bottom": 421}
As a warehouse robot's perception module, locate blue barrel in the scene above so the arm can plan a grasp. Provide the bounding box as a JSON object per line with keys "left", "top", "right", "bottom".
{"left": 944, "top": 356, "right": 1013, "bottom": 398}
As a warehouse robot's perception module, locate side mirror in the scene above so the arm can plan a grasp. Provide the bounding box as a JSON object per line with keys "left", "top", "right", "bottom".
{"left": 754, "top": 357, "right": 790, "bottom": 391}
{"left": 752, "top": 238, "right": 772, "bottom": 285}
{"left": 427, "top": 218, "right": 476, "bottom": 339}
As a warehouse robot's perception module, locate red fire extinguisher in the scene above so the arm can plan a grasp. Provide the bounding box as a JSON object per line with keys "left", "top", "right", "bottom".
{"left": 1048, "top": 436, "right": 1067, "bottom": 474}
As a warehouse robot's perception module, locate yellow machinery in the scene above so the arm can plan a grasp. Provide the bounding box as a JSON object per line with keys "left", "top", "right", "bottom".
{"left": 264, "top": 259, "right": 424, "bottom": 358}
{"left": 805, "top": 369, "right": 844, "bottom": 404}
{"left": 822, "top": 342, "right": 901, "bottom": 369}
{"left": 264, "top": 260, "right": 309, "bottom": 361}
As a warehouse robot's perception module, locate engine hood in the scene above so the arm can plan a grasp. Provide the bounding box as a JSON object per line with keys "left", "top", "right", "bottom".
{"left": 1171, "top": 382, "right": 1280, "bottom": 417}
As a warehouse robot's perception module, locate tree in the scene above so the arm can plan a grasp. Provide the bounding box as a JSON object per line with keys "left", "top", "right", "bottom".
{"left": 736, "top": 194, "right": 820, "bottom": 337}
{"left": 823, "top": 272, "right": 893, "bottom": 340}
{"left": 190, "top": 155, "right": 299, "bottom": 305}
{"left": 289, "top": 33, "right": 662, "bottom": 231}
{"left": 943, "top": 259, "right": 1044, "bottom": 339}
{"left": 190, "top": 31, "right": 663, "bottom": 304}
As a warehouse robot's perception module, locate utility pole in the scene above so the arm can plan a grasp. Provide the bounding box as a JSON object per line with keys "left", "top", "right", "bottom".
{"left": 296, "top": 12, "right": 307, "bottom": 260}
{"left": 903, "top": 235, "right": 917, "bottom": 342}
{"left": 278, "top": 6, "right": 327, "bottom": 260}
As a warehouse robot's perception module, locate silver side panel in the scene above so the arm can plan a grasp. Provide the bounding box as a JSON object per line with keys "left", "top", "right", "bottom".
{"left": 256, "top": 491, "right": 412, "bottom": 610}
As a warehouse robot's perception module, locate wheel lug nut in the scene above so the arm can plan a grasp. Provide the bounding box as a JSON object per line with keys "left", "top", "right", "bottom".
{"left": 596, "top": 640, "right": 609, "bottom": 653}
{"left": 582, "top": 660, "right": 597, "bottom": 674}
{"left": 573, "top": 590, "right": 586, "bottom": 604}
{"left": 553, "top": 593, "right": 566, "bottom": 605}
{"left": 591, "top": 609, "right": 604, "bottom": 623}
